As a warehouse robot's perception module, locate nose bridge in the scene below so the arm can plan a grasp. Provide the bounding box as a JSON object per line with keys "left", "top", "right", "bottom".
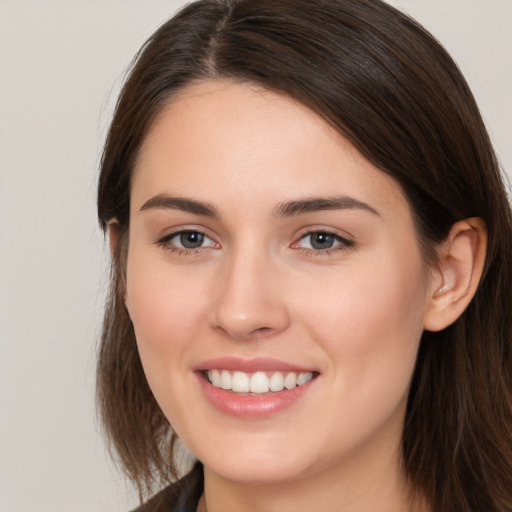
{"left": 210, "top": 237, "right": 289, "bottom": 340}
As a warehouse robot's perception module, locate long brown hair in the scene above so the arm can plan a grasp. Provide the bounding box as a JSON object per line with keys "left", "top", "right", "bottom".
{"left": 97, "top": 0, "right": 512, "bottom": 509}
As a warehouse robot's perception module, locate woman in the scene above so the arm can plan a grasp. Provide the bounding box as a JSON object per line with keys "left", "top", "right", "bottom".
{"left": 96, "top": 0, "right": 512, "bottom": 510}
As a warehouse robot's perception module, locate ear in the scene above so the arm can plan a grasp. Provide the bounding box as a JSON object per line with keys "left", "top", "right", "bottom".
{"left": 423, "top": 218, "right": 487, "bottom": 332}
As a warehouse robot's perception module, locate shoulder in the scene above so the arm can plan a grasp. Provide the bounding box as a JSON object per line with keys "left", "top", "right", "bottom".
{"left": 130, "top": 463, "right": 203, "bottom": 512}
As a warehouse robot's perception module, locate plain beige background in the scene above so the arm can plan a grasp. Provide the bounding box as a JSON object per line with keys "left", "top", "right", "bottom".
{"left": 0, "top": 1, "right": 510, "bottom": 511}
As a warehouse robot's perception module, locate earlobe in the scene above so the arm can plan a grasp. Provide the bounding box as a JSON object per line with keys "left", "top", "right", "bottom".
{"left": 423, "top": 217, "right": 487, "bottom": 332}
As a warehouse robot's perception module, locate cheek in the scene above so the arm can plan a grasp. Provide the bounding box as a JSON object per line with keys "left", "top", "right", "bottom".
{"left": 300, "top": 249, "right": 428, "bottom": 393}
{"left": 124, "top": 249, "right": 208, "bottom": 369}
{"left": 124, "top": 250, "right": 213, "bottom": 430}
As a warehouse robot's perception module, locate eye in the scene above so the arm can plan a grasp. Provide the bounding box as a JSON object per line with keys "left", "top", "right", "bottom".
{"left": 174, "top": 231, "right": 209, "bottom": 249}
{"left": 157, "top": 230, "right": 217, "bottom": 252}
{"left": 295, "top": 231, "right": 353, "bottom": 253}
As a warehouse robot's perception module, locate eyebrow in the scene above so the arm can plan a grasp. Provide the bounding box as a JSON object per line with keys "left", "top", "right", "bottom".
{"left": 273, "top": 196, "right": 380, "bottom": 218}
{"left": 139, "top": 194, "right": 219, "bottom": 218}
{"left": 139, "top": 193, "right": 379, "bottom": 219}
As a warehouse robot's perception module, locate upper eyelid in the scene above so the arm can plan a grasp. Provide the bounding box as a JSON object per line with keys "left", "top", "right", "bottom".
{"left": 295, "top": 233, "right": 353, "bottom": 247}
{"left": 299, "top": 230, "right": 350, "bottom": 241}
{"left": 291, "top": 227, "right": 355, "bottom": 253}
{"left": 294, "top": 225, "right": 353, "bottom": 242}
{"left": 156, "top": 229, "right": 219, "bottom": 255}
{"left": 156, "top": 226, "right": 216, "bottom": 242}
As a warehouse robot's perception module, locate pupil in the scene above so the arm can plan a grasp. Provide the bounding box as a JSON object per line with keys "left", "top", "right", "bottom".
{"left": 311, "top": 233, "right": 334, "bottom": 250}
{"left": 180, "top": 232, "right": 204, "bottom": 249}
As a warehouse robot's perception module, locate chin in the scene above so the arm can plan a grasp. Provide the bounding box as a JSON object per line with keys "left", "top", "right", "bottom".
{"left": 203, "top": 453, "right": 311, "bottom": 484}
{"left": 188, "top": 429, "right": 326, "bottom": 485}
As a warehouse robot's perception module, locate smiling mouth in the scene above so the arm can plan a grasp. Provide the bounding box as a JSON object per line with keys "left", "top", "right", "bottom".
{"left": 203, "top": 369, "right": 318, "bottom": 394}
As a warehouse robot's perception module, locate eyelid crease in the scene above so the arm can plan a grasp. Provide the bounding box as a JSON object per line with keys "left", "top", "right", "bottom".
{"left": 294, "top": 224, "right": 354, "bottom": 243}
{"left": 299, "top": 230, "right": 353, "bottom": 243}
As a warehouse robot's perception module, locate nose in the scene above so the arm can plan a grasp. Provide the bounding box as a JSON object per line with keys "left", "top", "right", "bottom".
{"left": 209, "top": 246, "right": 290, "bottom": 341}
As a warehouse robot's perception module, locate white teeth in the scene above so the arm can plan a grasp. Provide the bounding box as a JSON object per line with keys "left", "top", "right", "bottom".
{"left": 210, "top": 369, "right": 221, "bottom": 387}
{"left": 232, "top": 371, "right": 250, "bottom": 392}
{"left": 221, "top": 370, "right": 231, "bottom": 390}
{"left": 206, "top": 370, "right": 315, "bottom": 394}
{"left": 269, "top": 372, "right": 284, "bottom": 392}
{"left": 297, "top": 372, "right": 313, "bottom": 386}
{"left": 249, "top": 372, "right": 270, "bottom": 393}
{"left": 284, "top": 372, "right": 297, "bottom": 389}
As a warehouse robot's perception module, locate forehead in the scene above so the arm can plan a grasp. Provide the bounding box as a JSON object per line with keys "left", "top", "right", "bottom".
{"left": 132, "top": 79, "right": 409, "bottom": 219}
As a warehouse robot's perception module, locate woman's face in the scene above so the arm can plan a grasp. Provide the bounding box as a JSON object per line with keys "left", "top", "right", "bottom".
{"left": 126, "top": 80, "right": 436, "bottom": 484}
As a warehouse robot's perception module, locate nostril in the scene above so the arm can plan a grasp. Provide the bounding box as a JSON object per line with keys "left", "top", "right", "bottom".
{"left": 213, "top": 323, "right": 277, "bottom": 341}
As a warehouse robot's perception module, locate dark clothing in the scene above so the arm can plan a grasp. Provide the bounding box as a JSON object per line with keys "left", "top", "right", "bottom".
{"left": 132, "top": 463, "right": 203, "bottom": 512}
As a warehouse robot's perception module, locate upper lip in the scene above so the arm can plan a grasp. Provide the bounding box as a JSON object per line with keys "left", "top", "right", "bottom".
{"left": 194, "top": 356, "right": 317, "bottom": 374}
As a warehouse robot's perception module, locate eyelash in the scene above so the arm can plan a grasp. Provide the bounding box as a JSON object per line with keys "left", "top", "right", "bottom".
{"left": 155, "top": 229, "right": 354, "bottom": 256}
{"left": 293, "top": 230, "right": 354, "bottom": 256}
{"left": 156, "top": 229, "right": 216, "bottom": 256}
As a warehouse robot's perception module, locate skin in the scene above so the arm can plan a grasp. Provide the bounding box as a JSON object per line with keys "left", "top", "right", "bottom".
{"left": 123, "top": 79, "right": 483, "bottom": 512}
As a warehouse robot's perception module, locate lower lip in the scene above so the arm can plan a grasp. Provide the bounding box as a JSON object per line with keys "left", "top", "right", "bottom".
{"left": 196, "top": 373, "right": 316, "bottom": 418}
